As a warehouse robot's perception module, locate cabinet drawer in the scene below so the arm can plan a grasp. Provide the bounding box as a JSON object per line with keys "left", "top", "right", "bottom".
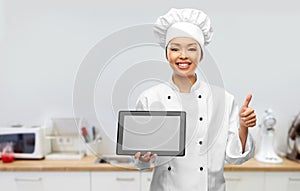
{"left": 224, "top": 172, "right": 264, "bottom": 191}
{"left": 265, "top": 172, "right": 300, "bottom": 191}
{"left": 91, "top": 172, "right": 140, "bottom": 191}
{"left": 0, "top": 172, "right": 90, "bottom": 191}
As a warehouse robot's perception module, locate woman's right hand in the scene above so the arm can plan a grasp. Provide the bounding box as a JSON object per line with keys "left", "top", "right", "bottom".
{"left": 134, "top": 152, "right": 157, "bottom": 162}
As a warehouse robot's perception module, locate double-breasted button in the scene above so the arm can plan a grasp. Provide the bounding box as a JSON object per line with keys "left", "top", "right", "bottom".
{"left": 167, "top": 96, "right": 171, "bottom": 99}
{"left": 199, "top": 117, "right": 203, "bottom": 121}
{"left": 198, "top": 95, "right": 202, "bottom": 99}
{"left": 199, "top": 141, "right": 203, "bottom": 145}
{"left": 168, "top": 166, "right": 172, "bottom": 171}
{"left": 200, "top": 167, "right": 204, "bottom": 171}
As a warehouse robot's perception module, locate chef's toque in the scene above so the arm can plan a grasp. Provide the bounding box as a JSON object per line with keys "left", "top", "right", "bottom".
{"left": 153, "top": 8, "right": 213, "bottom": 50}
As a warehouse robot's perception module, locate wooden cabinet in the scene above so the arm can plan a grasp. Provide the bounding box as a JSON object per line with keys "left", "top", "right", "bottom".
{"left": 0, "top": 172, "right": 90, "bottom": 191}
{"left": 91, "top": 172, "right": 140, "bottom": 191}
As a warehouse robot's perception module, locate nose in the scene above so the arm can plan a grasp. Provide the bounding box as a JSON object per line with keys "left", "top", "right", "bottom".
{"left": 179, "top": 50, "right": 188, "bottom": 59}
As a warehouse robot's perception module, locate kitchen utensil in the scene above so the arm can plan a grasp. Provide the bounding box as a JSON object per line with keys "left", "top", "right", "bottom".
{"left": 255, "top": 109, "right": 283, "bottom": 163}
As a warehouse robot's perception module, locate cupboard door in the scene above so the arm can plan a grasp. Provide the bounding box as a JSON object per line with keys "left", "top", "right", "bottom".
{"left": 265, "top": 172, "right": 300, "bottom": 191}
{"left": 0, "top": 172, "right": 90, "bottom": 191}
{"left": 224, "top": 172, "right": 264, "bottom": 191}
{"left": 91, "top": 172, "right": 140, "bottom": 191}
{"left": 42, "top": 172, "right": 90, "bottom": 191}
{"left": 140, "top": 172, "right": 152, "bottom": 191}
{"left": 287, "top": 176, "right": 300, "bottom": 191}
{"left": 0, "top": 172, "right": 43, "bottom": 191}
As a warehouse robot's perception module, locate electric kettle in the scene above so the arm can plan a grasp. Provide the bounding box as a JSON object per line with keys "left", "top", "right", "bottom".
{"left": 287, "top": 112, "right": 300, "bottom": 163}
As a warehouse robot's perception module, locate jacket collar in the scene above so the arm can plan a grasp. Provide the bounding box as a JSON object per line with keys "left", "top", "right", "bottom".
{"left": 169, "top": 73, "right": 201, "bottom": 93}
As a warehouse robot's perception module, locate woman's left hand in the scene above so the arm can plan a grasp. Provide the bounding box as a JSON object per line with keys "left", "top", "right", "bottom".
{"left": 239, "top": 94, "right": 256, "bottom": 129}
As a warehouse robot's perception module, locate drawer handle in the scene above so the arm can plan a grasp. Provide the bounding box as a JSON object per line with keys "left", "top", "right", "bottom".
{"left": 226, "top": 177, "right": 241, "bottom": 181}
{"left": 116, "top": 177, "right": 135, "bottom": 181}
{"left": 15, "top": 177, "right": 42, "bottom": 182}
{"left": 289, "top": 177, "right": 300, "bottom": 181}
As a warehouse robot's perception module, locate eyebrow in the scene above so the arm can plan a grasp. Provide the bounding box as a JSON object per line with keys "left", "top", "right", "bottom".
{"left": 169, "top": 43, "right": 197, "bottom": 46}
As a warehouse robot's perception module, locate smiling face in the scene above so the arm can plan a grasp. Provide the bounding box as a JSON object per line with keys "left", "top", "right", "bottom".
{"left": 166, "top": 37, "right": 202, "bottom": 79}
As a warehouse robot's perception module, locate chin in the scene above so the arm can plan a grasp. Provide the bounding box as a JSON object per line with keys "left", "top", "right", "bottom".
{"left": 173, "top": 71, "right": 195, "bottom": 78}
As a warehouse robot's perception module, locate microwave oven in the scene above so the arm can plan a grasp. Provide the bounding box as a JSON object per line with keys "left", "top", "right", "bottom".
{"left": 0, "top": 127, "right": 50, "bottom": 159}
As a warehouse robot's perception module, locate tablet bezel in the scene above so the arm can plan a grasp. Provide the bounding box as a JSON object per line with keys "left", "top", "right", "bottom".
{"left": 116, "top": 110, "right": 186, "bottom": 156}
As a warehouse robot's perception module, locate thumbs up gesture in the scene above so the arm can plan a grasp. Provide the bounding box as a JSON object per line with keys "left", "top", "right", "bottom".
{"left": 239, "top": 94, "right": 256, "bottom": 128}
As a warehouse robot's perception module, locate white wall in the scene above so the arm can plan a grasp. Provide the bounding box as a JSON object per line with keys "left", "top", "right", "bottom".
{"left": 1, "top": 0, "right": 299, "bottom": 155}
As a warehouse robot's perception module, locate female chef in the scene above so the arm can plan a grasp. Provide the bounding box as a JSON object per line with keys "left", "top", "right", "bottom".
{"left": 133, "top": 8, "right": 256, "bottom": 191}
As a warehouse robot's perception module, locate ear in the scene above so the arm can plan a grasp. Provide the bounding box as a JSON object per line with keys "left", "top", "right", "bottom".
{"left": 165, "top": 48, "right": 170, "bottom": 61}
{"left": 199, "top": 47, "right": 204, "bottom": 62}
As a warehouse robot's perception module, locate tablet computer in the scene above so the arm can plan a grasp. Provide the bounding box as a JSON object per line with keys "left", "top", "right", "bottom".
{"left": 116, "top": 111, "right": 186, "bottom": 156}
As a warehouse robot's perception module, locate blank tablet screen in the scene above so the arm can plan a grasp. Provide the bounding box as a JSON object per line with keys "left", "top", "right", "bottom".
{"left": 116, "top": 111, "right": 186, "bottom": 156}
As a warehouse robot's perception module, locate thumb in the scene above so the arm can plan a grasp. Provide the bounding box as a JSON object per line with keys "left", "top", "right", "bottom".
{"left": 243, "top": 94, "right": 252, "bottom": 108}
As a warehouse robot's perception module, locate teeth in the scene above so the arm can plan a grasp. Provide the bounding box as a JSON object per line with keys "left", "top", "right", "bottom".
{"left": 178, "top": 63, "right": 188, "bottom": 68}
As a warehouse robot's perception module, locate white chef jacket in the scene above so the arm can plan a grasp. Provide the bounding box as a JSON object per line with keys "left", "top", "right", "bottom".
{"left": 134, "top": 77, "right": 255, "bottom": 191}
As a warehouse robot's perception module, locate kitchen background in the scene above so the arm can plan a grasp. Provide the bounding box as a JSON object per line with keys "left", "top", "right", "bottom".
{"left": 0, "top": 0, "right": 299, "bottom": 156}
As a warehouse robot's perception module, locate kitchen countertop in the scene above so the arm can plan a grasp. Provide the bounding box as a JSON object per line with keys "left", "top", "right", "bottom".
{"left": 225, "top": 157, "right": 300, "bottom": 172}
{"left": 0, "top": 156, "right": 300, "bottom": 172}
